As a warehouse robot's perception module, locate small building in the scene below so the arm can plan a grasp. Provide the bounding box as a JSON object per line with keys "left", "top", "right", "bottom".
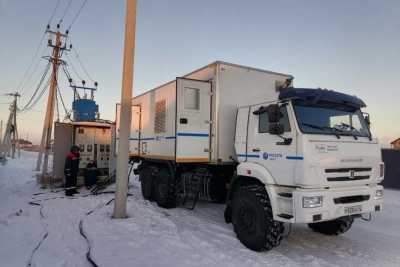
{"left": 391, "top": 138, "right": 400, "bottom": 150}
{"left": 52, "top": 120, "right": 115, "bottom": 185}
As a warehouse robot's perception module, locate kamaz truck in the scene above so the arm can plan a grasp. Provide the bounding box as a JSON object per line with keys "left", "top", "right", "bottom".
{"left": 115, "top": 61, "right": 384, "bottom": 251}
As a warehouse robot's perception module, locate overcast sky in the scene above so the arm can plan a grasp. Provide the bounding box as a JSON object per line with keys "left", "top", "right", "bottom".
{"left": 0, "top": 0, "right": 399, "bottom": 146}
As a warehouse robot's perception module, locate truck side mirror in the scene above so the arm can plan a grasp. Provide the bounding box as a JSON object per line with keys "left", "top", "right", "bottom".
{"left": 267, "top": 104, "right": 282, "bottom": 123}
{"left": 269, "top": 123, "right": 284, "bottom": 135}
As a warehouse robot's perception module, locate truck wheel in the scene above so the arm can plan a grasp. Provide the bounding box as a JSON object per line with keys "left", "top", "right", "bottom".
{"left": 154, "top": 168, "right": 176, "bottom": 209}
{"left": 231, "top": 185, "right": 284, "bottom": 251}
{"left": 308, "top": 217, "right": 354, "bottom": 235}
{"left": 140, "top": 167, "right": 154, "bottom": 200}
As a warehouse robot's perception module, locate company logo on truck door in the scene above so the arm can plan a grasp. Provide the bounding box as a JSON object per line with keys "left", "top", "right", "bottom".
{"left": 315, "top": 144, "right": 338, "bottom": 153}
{"left": 263, "top": 152, "right": 283, "bottom": 160}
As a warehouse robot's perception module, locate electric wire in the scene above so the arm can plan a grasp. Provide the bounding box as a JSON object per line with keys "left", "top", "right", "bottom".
{"left": 67, "top": 0, "right": 89, "bottom": 31}
{"left": 17, "top": 0, "right": 61, "bottom": 95}
{"left": 19, "top": 62, "right": 51, "bottom": 112}
{"left": 21, "top": 77, "right": 51, "bottom": 113}
{"left": 55, "top": 87, "right": 60, "bottom": 122}
{"left": 72, "top": 46, "right": 95, "bottom": 82}
{"left": 59, "top": 0, "right": 74, "bottom": 25}
{"left": 57, "top": 85, "right": 69, "bottom": 118}
{"left": 48, "top": 0, "right": 62, "bottom": 25}
{"left": 65, "top": 53, "right": 84, "bottom": 82}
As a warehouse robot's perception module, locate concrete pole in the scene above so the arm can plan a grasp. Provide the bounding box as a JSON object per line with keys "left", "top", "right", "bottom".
{"left": 11, "top": 98, "right": 17, "bottom": 159}
{"left": 36, "top": 31, "right": 61, "bottom": 175}
{"left": 113, "top": 0, "right": 137, "bottom": 219}
{"left": 42, "top": 31, "right": 61, "bottom": 178}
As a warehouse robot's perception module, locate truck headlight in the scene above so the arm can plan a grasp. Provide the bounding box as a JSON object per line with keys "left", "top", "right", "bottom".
{"left": 303, "top": 196, "right": 323, "bottom": 208}
{"left": 375, "top": 189, "right": 384, "bottom": 199}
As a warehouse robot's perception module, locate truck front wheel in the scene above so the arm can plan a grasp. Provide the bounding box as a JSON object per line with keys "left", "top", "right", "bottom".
{"left": 308, "top": 217, "right": 354, "bottom": 235}
{"left": 231, "top": 185, "right": 284, "bottom": 251}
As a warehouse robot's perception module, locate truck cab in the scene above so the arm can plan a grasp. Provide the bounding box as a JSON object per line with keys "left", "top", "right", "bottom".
{"left": 225, "top": 88, "right": 384, "bottom": 250}
{"left": 230, "top": 88, "right": 383, "bottom": 250}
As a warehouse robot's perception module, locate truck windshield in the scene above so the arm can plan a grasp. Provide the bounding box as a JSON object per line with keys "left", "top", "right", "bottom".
{"left": 293, "top": 105, "right": 371, "bottom": 138}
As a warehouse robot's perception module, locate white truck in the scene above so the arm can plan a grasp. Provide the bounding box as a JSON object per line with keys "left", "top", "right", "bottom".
{"left": 115, "top": 61, "right": 384, "bottom": 251}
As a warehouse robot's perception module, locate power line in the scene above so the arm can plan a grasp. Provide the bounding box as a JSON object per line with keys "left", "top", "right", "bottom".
{"left": 48, "top": 0, "right": 62, "bottom": 25}
{"left": 18, "top": 0, "right": 62, "bottom": 95}
{"left": 19, "top": 45, "right": 49, "bottom": 95}
{"left": 21, "top": 76, "right": 51, "bottom": 113}
{"left": 19, "top": 61, "right": 51, "bottom": 112}
{"left": 57, "top": 85, "right": 69, "bottom": 118}
{"left": 72, "top": 46, "right": 95, "bottom": 82}
{"left": 59, "top": 0, "right": 74, "bottom": 24}
{"left": 65, "top": 53, "right": 84, "bottom": 81}
{"left": 67, "top": 0, "right": 89, "bottom": 31}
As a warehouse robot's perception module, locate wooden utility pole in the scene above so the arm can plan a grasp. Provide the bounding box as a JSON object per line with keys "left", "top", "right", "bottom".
{"left": 113, "top": 0, "right": 137, "bottom": 219}
{"left": 36, "top": 25, "right": 68, "bottom": 182}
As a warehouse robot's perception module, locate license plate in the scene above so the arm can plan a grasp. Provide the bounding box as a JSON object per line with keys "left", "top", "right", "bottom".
{"left": 344, "top": 205, "right": 362, "bottom": 215}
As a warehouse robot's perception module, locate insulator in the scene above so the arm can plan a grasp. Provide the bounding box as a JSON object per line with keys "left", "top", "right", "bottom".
{"left": 70, "top": 44, "right": 73, "bottom": 49}
{"left": 57, "top": 24, "right": 60, "bottom": 29}
{"left": 82, "top": 80, "right": 86, "bottom": 86}
{"left": 94, "top": 82, "right": 98, "bottom": 87}
{"left": 46, "top": 24, "right": 50, "bottom": 30}
{"left": 69, "top": 78, "right": 73, "bottom": 83}
{"left": 66, "top": 30, "right": 69, "bottom": 35}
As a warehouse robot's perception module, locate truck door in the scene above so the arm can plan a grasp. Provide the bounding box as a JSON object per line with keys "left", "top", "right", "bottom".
{"left": 176, "top": 78, "right": 212, "bottom": 162}
{"left": 247, "top": 103, "right": 298, "bottom": 185}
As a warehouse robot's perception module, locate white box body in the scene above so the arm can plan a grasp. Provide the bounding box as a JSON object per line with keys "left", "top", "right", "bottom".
{"left": 116, "top": 61, "right": 292, "bottom": 163}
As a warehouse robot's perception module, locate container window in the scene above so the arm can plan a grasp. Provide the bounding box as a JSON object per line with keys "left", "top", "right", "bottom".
{"left": 184, "top": 87, "right": 200, "bottom": 110}
{"left": 259, "top": 106, "right": 291, "bottom": 133}
{"left": 78, "top": 128, "right": 84, "bottom": 134}
{"left": 154, "top": 100, "right": 166, "bottom": 133}
{"left": 106, "top": 144, "right": 110, "bottom": 152}
{"left": 100, "top": 144, "right": 105, "bottom": 152}
{"left": 79, "top": 144, "right": 85, "bottom": 152}
{"left": 87, "top": 144, "right": 93, "bottom": 152}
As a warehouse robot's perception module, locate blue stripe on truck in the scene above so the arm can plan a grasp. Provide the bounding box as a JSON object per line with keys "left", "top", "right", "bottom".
{"left": 177, "top": 132, "right": 209, "bottom": 137}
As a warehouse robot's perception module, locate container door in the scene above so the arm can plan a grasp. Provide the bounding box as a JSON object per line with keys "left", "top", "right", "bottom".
{"left": 130, "top": 105, "right": 141, "bottom": 156}
{"left": 176, "top": 78, "right": 212, "bottom": 162}
{"left": 115, "top": 104, "right": 140, "bottom": 156}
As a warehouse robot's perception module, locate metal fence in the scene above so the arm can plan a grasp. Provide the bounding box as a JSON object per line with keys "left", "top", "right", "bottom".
{"left": 382, "top": 149, "right": 400, "bottom": 189}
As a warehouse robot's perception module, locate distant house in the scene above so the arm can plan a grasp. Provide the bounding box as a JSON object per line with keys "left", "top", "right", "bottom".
{"left": 391, "top": 138, "right": 400, "bottom": 150}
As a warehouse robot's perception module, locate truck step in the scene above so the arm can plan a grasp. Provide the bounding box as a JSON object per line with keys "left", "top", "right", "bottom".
{"left": 277, "top": 192, "right": 293, "bottom": 198}
{"left": 278, "top": 213, "right": 293, "bottom": 219}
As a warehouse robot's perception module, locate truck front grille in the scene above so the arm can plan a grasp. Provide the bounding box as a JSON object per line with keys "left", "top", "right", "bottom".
{"left": 325, "top": 167, "right": 371, "bottom": 173}
{"left": 334, "top": 195, "right": 370, "bottom": 204}
{"left": 325, "top": 167, "right": 372, "bottom": 182}
{"left": 327, "top": 175, "right": 370, "bottom": 182}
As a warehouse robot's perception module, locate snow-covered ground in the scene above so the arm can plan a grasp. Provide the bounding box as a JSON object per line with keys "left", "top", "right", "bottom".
{"left": 1, "top": 151, "right": 400, "bottom": 267}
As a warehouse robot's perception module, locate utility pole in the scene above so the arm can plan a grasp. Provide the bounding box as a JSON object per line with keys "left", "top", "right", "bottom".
{"left": 0, "top": 92, "right": 20, "bottom": 159}
{"left": 113, "top": 0, "right": 137, "bottom": 219}
{"left": 36, "top": 24, "right": 69, "bottom": 182}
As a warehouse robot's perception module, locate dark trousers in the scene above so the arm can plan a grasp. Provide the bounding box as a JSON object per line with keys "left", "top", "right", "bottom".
{"left": 84, "top": 169, "right": 97, "bottom": 187}
{"left": 65, "top": 173, "right": 78, "bottom": 196}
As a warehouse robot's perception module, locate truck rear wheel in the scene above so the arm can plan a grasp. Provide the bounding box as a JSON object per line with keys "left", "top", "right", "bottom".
{"left": 231, "top": 185, "right": 284, "bottom": 251}
{"left": 308, "top": 217, "right": 354, "bottom": 235}
{"left": 140, "top": 167, "right": 154, "bottom": 201}
{"left": 154, "top": 168, "right": 176, "bottom": 209}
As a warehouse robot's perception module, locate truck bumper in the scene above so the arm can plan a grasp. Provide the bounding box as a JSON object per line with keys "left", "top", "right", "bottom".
{"left": 291, "top": 185, "right": 383, "bottom": 223}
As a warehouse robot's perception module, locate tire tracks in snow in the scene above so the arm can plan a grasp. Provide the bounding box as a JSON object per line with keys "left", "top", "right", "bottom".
{"left": 27, "top": 202, "right": 49, "bottom": 267}
{"left": 78, "top": 197, "right": 115, "bottom": 267}
{"left": 28, "top": 192, "right": 118, "bottom": 267}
